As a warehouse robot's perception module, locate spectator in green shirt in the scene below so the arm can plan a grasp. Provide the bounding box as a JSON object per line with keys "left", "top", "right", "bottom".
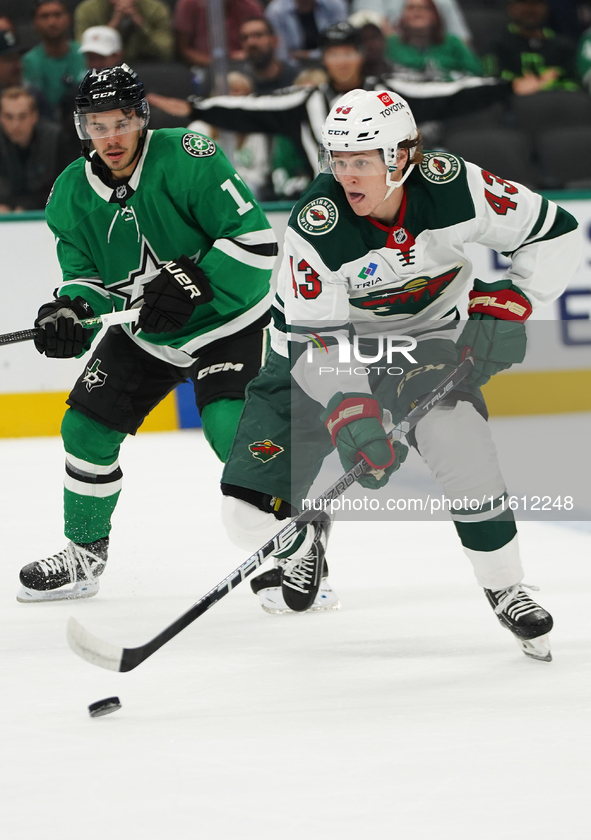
{"left": 23, "top": 1, "right": 86, "bottom": 115}
{"left": 74, "top": 0, "right": 173, "bottom": 63}
{"left": 385, "top": 0, "right": 483, "bottom": 81}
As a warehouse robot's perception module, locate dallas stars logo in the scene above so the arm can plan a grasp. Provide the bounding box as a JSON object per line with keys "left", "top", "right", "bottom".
{"left": 249, "top": 439, "right": 284, "bottom": 463}
{"left": 82, "top": 359, "right": 107, "bottom": 392}
{"left": 182, "top": 133, "right": 216, "bottom": 158}
{"left": 108, "top": 238, "right": 168, "bottom": 333}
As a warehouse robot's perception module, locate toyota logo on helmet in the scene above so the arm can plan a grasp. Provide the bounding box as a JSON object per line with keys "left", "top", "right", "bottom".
{"left": 319, "top": 89, "right": 419, "bottom": 195}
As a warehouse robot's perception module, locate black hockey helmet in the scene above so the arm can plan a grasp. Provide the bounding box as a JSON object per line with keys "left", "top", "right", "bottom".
{"left": 75, "top": 63, "right": 146, "bottom": 115}
{"left": 74, "top": 63, "right": 150, "bottom": 152}
{"left": 319, "top": 21, "right": 362, "bottom": 51}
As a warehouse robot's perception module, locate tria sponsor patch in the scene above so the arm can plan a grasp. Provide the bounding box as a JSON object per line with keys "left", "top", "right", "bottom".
{"left": 358, "top": 262, "right": 378, "bottom": 280}
{"left": 249, "top": 439, "right": 285, "bottom": 462}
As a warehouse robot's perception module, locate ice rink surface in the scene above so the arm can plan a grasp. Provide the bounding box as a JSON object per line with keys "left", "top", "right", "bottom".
{"left": 1, "top": 422, "right": 590, "bottom": 840}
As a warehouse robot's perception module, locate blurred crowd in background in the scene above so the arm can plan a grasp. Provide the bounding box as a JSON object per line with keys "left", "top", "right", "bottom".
{"left": 1, "top": 0, "right": 591, "bottom": 212}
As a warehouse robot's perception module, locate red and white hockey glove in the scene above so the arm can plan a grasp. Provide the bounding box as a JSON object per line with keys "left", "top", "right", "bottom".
{"left": 458, "top": 278, "right": 531, "bottom": 387}
{"left": 321, "top": 392, "right": 408, "bottom": 489}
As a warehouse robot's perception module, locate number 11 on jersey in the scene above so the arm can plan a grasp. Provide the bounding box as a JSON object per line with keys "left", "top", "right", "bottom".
{"left": 221, "top": 177, "right": 254, "bottom": 216}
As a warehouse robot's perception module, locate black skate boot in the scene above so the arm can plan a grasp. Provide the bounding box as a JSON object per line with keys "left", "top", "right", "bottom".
{"left": 485, "top": 584, "right": 553, "bottom": 661}
{"left": 17, "top": 538, "right": 109, "bottom": 603}
{"left": 250, "top": 558, "right": 339, "bottom": 614}
{"left": 281, "top": 513, "right": 332, "bottom": 612}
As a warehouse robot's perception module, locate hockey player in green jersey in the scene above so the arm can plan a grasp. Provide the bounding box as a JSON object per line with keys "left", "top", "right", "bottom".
{"left": 219, "top": 88, "right": 581, "bottom": 661}
{"left": 17, "top": 64, "right": 277, "bottom": 603}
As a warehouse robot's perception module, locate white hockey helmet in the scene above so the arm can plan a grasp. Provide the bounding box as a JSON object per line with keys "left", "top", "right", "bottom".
{"left": 320, "top": 89, "right": 419, "bottom": 193}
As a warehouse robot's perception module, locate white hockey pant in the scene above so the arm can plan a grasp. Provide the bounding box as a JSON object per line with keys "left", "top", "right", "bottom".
{"left": 414, "top": 400, "right": 523, "bottom": 591}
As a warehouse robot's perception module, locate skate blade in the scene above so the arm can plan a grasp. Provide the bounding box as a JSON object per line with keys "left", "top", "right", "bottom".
{"left": 16, "top": 580, "right": 100, "bottom": 603}
{"left": 517, "top": 633, "right": 552, "bottom": 662}
{"left": 258, "top": 584, "right": 340, "bottom": 615}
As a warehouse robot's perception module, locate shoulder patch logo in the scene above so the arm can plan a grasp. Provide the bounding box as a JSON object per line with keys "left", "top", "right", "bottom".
{"left": 297, "top": 198, "right": 339, "bottom": 235}
{"left": 420, "top": 152, "right": 460, "bottom": 184}
{"left": 249, "top": 439, "right": 284, "bottom": 463}
{"left": 182, "top": 133, "right": 216, "bottom": 158}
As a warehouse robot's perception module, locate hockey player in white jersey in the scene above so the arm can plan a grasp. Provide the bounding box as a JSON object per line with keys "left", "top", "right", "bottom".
{"left": 220, "top": 88, "right": 581, "bottom": 661}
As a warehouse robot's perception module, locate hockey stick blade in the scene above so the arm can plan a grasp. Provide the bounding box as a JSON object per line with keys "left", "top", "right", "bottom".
{"left": 0, "top": 308, "right": 140, "bottom": 347}
{"left": 66, "top": 354, "right": 474, "bottom": 672}
{"left": 67, "top": 520, "right": 300, "bottom": 672}
{"left": 67, "top": 617, "right": 124, "bottom": 672}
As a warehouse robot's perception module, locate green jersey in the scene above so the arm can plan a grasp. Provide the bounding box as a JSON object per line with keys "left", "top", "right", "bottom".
{"left": 46, "top": 128, "right": 277, "bottom": 366}
{"left": 22, "top": 42, "right": 86, "bottom": 109}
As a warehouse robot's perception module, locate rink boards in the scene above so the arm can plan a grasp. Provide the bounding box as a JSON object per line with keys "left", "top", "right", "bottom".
{"left": 0, "top": 200, "right": 590, "bottom": 437}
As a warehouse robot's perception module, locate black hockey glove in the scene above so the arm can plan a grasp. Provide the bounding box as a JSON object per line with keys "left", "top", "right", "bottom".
{"left": 138, "top": 256, "right": 214, "bottom": 334}
{"left": 34, "top": 295, "right": 95, "bottom": 358}
{"left": 458, "top": 279, "right": 531, "bottom": 388}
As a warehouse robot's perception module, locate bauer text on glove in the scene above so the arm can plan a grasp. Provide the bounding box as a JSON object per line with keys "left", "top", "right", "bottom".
{"left": 321, "top": 392, "right": 408, "bottom": 490}
{"left": 138, "top": 255, "right": 214, "bottom": 334}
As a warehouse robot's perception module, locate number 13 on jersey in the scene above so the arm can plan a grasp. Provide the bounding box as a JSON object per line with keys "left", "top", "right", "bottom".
{"left": 291, "top": 256, "right": 323, "bottom": 299}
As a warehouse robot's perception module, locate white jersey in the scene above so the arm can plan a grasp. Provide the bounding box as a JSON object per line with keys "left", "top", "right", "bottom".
{"left": 270, "top": 152, "right": 581, "bottom": 403}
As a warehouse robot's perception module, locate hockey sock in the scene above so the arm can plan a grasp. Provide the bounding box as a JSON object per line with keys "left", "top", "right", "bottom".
{"left": 200, "top": 397, "right": 245, "bottom": 462}
{"left": 455, "top": 511, "right": 523, "bottom": 590}
{"left": 454, "top": 509, "right": 517, "bottom": 553}
{"left": 61, "top": 408, "right": 126, "bottom": 544}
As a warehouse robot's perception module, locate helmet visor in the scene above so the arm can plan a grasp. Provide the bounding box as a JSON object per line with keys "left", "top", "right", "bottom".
{"left": 319, "top": 147, "right": 390, "bottom": 180}
{"left": 74, "top": 101, "right": 150, "bottom": 140}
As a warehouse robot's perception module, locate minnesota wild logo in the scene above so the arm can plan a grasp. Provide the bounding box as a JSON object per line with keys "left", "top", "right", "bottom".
{"left": 298, "top": 197, "right": 338, "bottom": 235}
{"left": 182, "top": 133, "right": 216, "bottom": 158}
{"left": 420, "top": 152, "right": 461, "bottom": 184}
{"left": 350, "top": 266, "right": 462, "bottom": 316}
{"left": 249, "top": 439, "right": 285, "bottom": 462}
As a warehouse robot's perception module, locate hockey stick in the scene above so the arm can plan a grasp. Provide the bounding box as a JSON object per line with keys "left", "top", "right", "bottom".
{"left": 67, "top": 352, "right": 475, "bottom": 672}
{"left": 0, "top": 309, "right": 140, "bottom": 346}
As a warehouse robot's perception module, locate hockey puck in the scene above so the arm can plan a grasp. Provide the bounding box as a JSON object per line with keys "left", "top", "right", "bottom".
{"left": 88, "top": 696, "right": 122, "bottom": 718}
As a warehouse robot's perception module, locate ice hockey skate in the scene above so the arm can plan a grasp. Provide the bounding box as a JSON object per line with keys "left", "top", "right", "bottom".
{"left": 485, "top": 584, "right": 553, "bottom": 661}
{"left": 281, "top": 513, "right": 333, "bottom": 611}
{"left": 17, "top": 538, "right": 109, "bottom": 602}
{"left": 249, "top": 513, "right": 334, "bottom": 613}
{"left": 250, "top": 560, "right": 340, "bottom": 614}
